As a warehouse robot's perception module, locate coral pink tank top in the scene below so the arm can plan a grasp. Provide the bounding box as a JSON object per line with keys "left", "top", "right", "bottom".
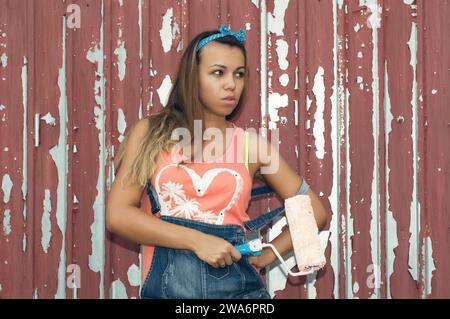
{"left": 141, "top": 122, "right": 253, "bottom": 282}
{"left": 150, "top": 122, "right": 252, "bottom": 226}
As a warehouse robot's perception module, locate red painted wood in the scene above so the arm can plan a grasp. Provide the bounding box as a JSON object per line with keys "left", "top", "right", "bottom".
{"left": 0, "top": 0, "right": 448, "bottom": 299}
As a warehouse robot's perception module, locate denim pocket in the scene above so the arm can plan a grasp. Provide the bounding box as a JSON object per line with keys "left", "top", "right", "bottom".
{"left": 206, "top": 264, "right": 230, "bottom": 280}
{"left": 163, "top": 249, "right": 203, "bottom": 299}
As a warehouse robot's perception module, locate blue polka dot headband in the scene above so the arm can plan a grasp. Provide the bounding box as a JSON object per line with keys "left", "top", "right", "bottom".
{"left": 196, "top": 24, "right": 246, "bottom": 52}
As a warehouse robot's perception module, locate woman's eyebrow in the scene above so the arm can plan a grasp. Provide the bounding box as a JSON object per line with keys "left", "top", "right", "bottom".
{"left": 209, "top": 64, "right": 245, "bottom": 71}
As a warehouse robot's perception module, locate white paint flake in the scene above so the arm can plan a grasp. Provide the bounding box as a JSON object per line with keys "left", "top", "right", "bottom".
{"left": 41, "top": 189, "right": 52, "bottom": 253}
{"left": 407, "top": 20, "right": 420, "bottom": 284}
{"left": 279, "top": 74, "right": 289, "bottom": 86}
{"left": 0, "top": 52, "right": 7, "bottom": 68}
{"left": 268, "top": 0, "right": 289, "bottom": 36}
{"left": 86, "top": 3, "right": 106, "bottom": 298}
{"left": 1, "top": 174, "right": 13, "bottom": 203}
{"left": 114, "top": 36, "right": 127, "bottom": 81}
{"left": 127, "top": 264, "right": 140, "bottom": 287}
{"left": 424, "top": 236, "right": 436, "bottom": 296}
{"left": 312, "top": 66, "right": 326, "bottom": 159}
{"left": 268, "top": 92, "right": 288, "bottom": 130}
{"left": 385, "top": 61, "right": 398, "bottom": 299}
{"left": 51, "top": 33, "right": 69, "bottom": 298}
{"left": 41, "top": 112, "right": 56, "bottom": 126}
{"left": 157, "top": 75, "right": 173, "bottom": 107}
{"left": 3, "top": 209, "right": 11, "bottom": 236}
{"left": 110, "top": 279, "right": 128, "bottom": 299}
{"left": 275, "top": 39, "right": 289, "bottom": 70}
{"left": 117, "top": 108, "right": 127, "bottom": 143}
{"left": 160, "top": 8, "right": 174, "bottom": 53}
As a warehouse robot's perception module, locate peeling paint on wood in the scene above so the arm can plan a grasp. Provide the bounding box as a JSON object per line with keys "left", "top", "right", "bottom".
{"left": 0, "top": 0, "right": 448, "bottom": 299}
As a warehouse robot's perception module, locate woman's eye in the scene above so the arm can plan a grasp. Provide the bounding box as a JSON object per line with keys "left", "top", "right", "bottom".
{"left": 212, "top": 70, "right": 245, "bottom": 77}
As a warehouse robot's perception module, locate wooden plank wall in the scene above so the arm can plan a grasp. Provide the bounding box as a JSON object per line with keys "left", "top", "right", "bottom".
{"left": 0, "top": 0, "right": 448, "bottom": 299}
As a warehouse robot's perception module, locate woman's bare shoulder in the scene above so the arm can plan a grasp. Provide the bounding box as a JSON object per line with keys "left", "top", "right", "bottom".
{"left": 245, "top": 129, "right": 264, "bottom": 172}
{"left": 128, "top": 114, "right": 159, "bottom": 139}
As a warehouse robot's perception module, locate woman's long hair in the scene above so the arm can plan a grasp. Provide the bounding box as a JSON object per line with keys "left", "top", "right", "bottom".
{"left": 115, "top": 28, "right": 249, "bottom": 187}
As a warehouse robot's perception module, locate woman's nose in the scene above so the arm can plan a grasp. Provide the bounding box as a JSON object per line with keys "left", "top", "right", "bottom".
{"left": 224, "top": 74, "right": 236, "bottom": 90}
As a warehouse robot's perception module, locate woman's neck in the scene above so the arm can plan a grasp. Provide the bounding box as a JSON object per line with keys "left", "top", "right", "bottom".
{"left": 203, "top": 115, "right": 232, "bottom": 132}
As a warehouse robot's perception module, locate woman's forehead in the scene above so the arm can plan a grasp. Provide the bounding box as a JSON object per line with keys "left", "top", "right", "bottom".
{"left": 199, "top": 42, "right": 245, "bottom": 67}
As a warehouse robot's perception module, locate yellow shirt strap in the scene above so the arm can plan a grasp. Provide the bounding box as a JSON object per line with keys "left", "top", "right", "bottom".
{"left": 244, "top": 130, "right": 249, "bottom": 172}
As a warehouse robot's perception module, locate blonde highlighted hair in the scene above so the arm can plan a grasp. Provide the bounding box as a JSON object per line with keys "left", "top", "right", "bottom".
{"left": 115, "top": 28, "right": 249, "bottom": 187}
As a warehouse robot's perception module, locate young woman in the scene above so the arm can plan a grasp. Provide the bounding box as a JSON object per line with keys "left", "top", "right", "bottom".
{"left": 106, "top": 24, "right": 328, "bottom": 299}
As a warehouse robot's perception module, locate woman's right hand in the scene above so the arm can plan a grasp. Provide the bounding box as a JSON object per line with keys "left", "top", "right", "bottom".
{"left": 192, "top": 233, "right": 242, "bottom": 268}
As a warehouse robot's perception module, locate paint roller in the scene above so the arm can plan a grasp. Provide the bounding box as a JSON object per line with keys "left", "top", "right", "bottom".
{"left": 235, "top": 194, "right": 326, "bottom": 276}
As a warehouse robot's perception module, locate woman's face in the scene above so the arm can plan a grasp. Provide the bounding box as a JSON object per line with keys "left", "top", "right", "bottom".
{"left": 198, "top": 42, "right": 246, "bottom": 119}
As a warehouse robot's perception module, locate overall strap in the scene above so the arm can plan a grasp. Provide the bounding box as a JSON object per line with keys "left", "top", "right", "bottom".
{"left": 146, "top": 178, "right": 310, "bottom": 230}
{"left": 146, "top": 180, "right": 160, "bottom": 215}
{"left": 243, "top": 185, "right": 285, "bottom": 231}
{"left": 243, "top": 177, "right": 310, "bottom": 231}
{"left": 242, "top": 127, "right": 310, "bottom": 231}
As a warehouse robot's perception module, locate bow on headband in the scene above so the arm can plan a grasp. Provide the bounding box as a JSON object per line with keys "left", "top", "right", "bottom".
{"left": 196, "top": 24, "right": 247, "bottom": 52}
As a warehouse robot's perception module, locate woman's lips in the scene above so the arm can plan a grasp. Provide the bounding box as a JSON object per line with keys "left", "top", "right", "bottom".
{"left": 222, "top": 97, "right": 236, "bottom": 105}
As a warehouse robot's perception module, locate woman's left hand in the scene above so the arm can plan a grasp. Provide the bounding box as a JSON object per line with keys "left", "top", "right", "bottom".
{"left": 248, "top": 255, "right": 263, "bottom": 272}
{"left": 248, "top": 249, "right": 273, "bottom": 272}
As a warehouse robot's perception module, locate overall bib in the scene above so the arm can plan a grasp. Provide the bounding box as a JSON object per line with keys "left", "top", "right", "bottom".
{"left": 140, "top": 123, "right": 310, "bottom": 299}
{"left": 140, "top": 182, "right": 309, "bottom": 299}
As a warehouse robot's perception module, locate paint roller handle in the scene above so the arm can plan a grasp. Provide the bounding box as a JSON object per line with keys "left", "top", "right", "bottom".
{"left": 261, "top": 242, "right": 315, "bottom": 277}
{"left": 236, "top": 240, "right": 317, "bottom": 277}
{"left": 234, "top": 239, "right": 263, "bottom": 256}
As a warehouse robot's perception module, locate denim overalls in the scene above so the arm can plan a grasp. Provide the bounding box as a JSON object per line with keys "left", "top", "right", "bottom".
{"left": 140, "top": 179, "right": 310, "bottom": 299}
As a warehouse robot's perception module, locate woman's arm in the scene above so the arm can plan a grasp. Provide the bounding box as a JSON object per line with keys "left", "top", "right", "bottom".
{"left": 106, "top": 118, "right": 201, "bottom": 250}
{"left": 106, "top": 118, "right": 242, "bottom": 268}
{"left": 248, "top": 132, "right": 328, "bottom": 269}
{"left": 254, "top": 188, "right": 327, "bottom": 269}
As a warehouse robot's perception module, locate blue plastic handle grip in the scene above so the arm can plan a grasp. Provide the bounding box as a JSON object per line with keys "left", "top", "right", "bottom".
{"left": 235, "top": 242, "right": 262, "bottom": 256}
